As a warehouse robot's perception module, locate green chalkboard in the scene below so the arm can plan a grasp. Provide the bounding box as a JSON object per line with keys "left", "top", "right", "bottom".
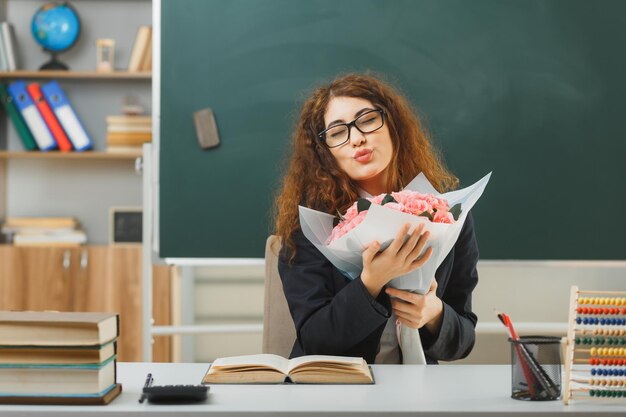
{"left": 160, "top": 0, "right": 626, "bottom": 259}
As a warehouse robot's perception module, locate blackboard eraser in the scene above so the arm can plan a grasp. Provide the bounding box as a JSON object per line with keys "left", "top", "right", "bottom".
{"left": 193, "top": 108, "right": 221, "bottom": 150}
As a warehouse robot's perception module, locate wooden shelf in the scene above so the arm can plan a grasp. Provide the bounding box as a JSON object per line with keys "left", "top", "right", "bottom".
{"left": 0, "top": 71, "right": 151, "bottom": 80}
{"left": 0, "top": 151, "right": 142, "bottom": 160}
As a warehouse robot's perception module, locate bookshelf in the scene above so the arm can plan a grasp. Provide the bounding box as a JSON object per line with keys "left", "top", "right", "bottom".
{"left": 0, "top": 89, "right": 149, "bottom": 238}
{"left": 0, "top": 0, "right": 152, "bottom": 243}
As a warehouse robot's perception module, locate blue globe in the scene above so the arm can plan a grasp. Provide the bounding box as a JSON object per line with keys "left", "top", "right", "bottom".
{"left": 31, "top": 2, "right": 80, "bottom": 53}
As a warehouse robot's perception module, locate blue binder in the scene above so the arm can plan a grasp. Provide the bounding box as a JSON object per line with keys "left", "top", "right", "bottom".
{"left": 7, "top": 80, "right": 57, "bottom": 151}
{"left": 41, "top": 81, "right": 93, "bottom": 151}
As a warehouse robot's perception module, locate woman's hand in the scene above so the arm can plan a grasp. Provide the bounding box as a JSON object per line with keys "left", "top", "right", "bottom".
{"left": 385, "top": 279, "right": 444, "bottom": 333}
{"left": 360, "top": 223, "right": 432, "bottom": 298}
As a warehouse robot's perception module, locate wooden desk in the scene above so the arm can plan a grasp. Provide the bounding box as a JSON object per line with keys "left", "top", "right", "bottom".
{"left": 1, "top": 363, "right": 625, "bottom": 416}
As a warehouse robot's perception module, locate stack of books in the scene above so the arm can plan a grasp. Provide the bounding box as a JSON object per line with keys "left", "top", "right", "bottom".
{"left": 0, "top": 311, "right": 121, "bottom": 405}
{"left": 106, "top": 115, "right": 152, "bottom": 153}
{"left": 1, "top": 216, "right": 87, "bottom": 246}
{"left": 0, "top": 80, "right": 93, "bottom": 152}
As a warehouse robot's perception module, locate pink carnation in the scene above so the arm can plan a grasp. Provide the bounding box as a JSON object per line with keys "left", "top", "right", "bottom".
{"left": 403, "top": 196, "right": 432, "bottom": 216}
{"left": 433, "top": 210, "right": 454, "bottom": 224}
{"left": 432, "top": 196, "right": 450, "bottom": 212}
{"left": 326, "top": 210, "right": 367, "bottom": 243}
{"left": 382, "top": 202, "right": 412, "bottom": 215}
{"left": 342, "top": 202, "right": 360, "bottom": 223}
{"left": 326, "top": 189, "right": 458, "bottom": 244}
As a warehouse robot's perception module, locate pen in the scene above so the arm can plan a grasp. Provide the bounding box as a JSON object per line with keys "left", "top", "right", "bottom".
{"left": 138, "top": 372, "right": 153, "bottom": 403}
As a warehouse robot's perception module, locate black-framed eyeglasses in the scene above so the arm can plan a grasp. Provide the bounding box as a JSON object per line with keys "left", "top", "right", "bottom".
{"left": 318, "top": 108, "right": 386, "bottom": 148}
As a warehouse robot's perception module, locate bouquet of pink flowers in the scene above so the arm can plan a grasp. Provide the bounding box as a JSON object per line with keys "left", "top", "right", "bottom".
{"left": 327, "top": 191, "right": 461, "bottom": 245}
{"left": 299, "top": 172, "right": 491, "bottom": 364}
{"left": 299, "top": 172, "right": 491, "bottom": 293}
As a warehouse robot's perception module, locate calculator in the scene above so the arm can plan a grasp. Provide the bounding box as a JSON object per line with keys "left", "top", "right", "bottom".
{"left": 139, "top": 374, "right": 209, "bottom": 404}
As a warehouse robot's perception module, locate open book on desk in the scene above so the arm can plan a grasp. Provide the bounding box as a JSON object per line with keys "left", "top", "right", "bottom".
{"left": 202, "top": 354, "right": 374, "bottom": 384}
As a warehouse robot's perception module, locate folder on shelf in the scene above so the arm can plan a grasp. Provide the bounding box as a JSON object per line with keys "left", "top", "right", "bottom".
{"left": 7, "top": 80, "right": 56, "bottom": 151}
{"left": 0, "top": 83, "right": 37, "bottom": 151}
{"left": 27, "top": 82, "right": 73, "bottom": 152}
{"left": 40, "top": 81, "right": 93, "bottom": 151}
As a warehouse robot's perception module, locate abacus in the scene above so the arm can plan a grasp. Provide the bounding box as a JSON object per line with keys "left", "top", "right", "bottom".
{"left": 563, "top": 286, "right": 626, "bottom": 404}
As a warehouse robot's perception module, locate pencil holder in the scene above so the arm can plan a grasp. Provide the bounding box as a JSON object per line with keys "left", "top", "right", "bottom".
{"left": 509, "top": 336, "right": 562, "bottom": 401}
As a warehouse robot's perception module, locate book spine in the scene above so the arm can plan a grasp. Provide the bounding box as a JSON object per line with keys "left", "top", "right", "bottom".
{"left": 0, "top": 83, "right": 38, "bottom": 150}
{"left": 40, "top": 81, "right": 93, "bottom": 151}
{"left": 107, "top": 125, "right": 151, "bottom": 133}
{"left": 128, "top": 26, "right": 150, "bottom": 72}
{"left": 7, "top": 80, "right": 57, "bottom": 151}
{"left": 5, "top": 216, "right": 78, "bottom": 229}
{"left": 140, "top": 27, "right": 152, "bottom": 71}
{"left": 0, "top": 26, "right": 8, "bottom": 72}
{"left": 27, "top": 83, "right": 73, "bottom": 152}
{"left": 1, "top": 22, "right": 17, "bottom": 71}
{"left": 105, "top": 116, "right": 151, "bottom": 124}
{"left": 106, "top": 133, "right": 152, "bottom": 145}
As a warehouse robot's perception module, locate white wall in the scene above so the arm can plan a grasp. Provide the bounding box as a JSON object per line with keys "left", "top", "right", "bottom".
{"left": 189, "top": 265, "right": 265, "bottom": 363}
{"left": 453, "top": 260, "right": 626, "bottom": 364}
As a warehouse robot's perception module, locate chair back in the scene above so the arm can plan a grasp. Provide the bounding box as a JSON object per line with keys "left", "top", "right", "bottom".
{"left": 262, "top": 236, "right": 296, "bottom": 357}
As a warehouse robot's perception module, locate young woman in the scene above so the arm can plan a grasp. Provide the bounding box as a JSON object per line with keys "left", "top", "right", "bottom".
{"left": 274, "top": 73, "right": 479, "bottom": 364}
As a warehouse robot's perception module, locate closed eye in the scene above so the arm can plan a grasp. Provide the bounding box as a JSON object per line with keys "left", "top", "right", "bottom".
{"left": 359, "top": 115, "right": 377, "bottom": 125}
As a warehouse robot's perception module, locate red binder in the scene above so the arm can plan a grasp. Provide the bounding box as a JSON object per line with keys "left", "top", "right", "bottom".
{"left": 27, "top": 82, "right": 73, "bottom": 152}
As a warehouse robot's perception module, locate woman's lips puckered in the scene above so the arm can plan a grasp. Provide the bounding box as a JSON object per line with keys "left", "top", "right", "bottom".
{"left": 353, "top": 149, "right": 373, "bottom": 163}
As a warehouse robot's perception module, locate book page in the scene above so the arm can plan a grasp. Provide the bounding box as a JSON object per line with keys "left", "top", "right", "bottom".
{"left": 287, "top": 355, "right": 364, "bottom": 374}
{"left": 211, "top": 354, "right": 289, "bottom": 374}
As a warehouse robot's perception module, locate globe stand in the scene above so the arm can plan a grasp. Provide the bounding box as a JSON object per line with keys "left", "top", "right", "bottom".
{"left": 39, "top": 51, "right": 69, "bottom": 71}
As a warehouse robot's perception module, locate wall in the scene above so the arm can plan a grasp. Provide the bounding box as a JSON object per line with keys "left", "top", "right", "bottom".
{"left": 454, "top": 260, "right": 626, "bottom": 364}
{"left": 192, "top": 265, "right": 264, "bottom": 362}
